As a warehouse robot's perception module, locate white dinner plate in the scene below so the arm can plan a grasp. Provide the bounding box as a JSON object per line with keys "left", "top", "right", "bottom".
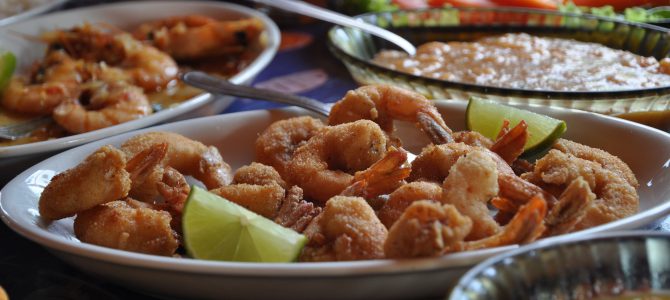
{"left": 0, "top": 0, "right": 67, "bottom": 27}
{"left": 0, "top": 1, "right": 281, "bottom": 182}
{"left": 2, "top": 101, "right": 669, "bottom": 300}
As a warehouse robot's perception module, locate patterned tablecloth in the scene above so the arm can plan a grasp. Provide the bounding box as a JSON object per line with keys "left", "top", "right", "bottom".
{"left": 1, "top": 1, "right": 668, "bottom": 299}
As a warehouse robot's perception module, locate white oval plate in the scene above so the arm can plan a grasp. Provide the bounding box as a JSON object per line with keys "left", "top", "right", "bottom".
{"left": 0, "top": 0, "right": 67, "bottom": 27}
{"left": 2, "top": 101, "right": 669, "bottom": 300}
{"left": 0, "top": 0, "right": 280, "bottom": 159}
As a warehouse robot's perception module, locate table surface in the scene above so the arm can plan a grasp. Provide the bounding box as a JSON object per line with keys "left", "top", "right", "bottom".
{"left": 2, "top": 1, "right": 669, "bottom": 299}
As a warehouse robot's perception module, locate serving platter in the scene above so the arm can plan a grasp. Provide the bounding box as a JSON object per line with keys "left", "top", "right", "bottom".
{"left": 0, "top": 1, "right": 280, "bottom": 183}
{"left": 2, "top": 100, "right": 669, "bottom": 300}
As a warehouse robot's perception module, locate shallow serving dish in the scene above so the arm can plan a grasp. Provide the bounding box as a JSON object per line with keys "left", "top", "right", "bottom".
{"left": 0, "top": 0, "right": 280, "bottom": 182}
{"left": 450, "top": 230, "right": 670, "bottom": 299}
{"left": 2, "top": 100, "right": 670, "bottom": 300}
{"left": 327, "top": 7, "right": 670, "bottom": 118}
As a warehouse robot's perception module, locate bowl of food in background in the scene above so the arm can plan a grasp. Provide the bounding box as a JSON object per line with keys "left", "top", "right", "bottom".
{"left": 327, "top": 6, "right": 670, "bottom": 130}
{"left": 0, "top": 1, "right": 280, "bottom": 183}
{"left": 449, "top": 230, "right": 670, "bottom": 299}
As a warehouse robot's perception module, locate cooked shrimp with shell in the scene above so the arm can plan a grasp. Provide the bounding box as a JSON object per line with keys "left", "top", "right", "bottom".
{"left": 37, "top": 84, "right": 640, "bottom": 262}
{"left": 0, "top": 15, "right": 267, "bottom": 145}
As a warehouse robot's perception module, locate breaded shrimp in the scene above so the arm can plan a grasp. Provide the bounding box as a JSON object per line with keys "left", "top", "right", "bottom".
{"left": 377, "top": 181, "right": 443, "bottom": 228}
{"left": 300, "top": 196, "right": 387, "bottom": 262}
{"left": 210, "top": 162, "right": 287, "bottom": 219}
{"left": 255, "top": 116, "right": 325, "bottom": 179}
{"left": 234, "top": 162, "right": 288, "bottom": 189}
{"left": 39, "top": 145, "right": 130, "bottom": 220}
{"left": 288, "top": 120, "right": 388, "bottom": 204}
{"left": 553, "top": 139, "right": 638, "bottom": 188}
{"left": 384, "top": 200, "right": 472, "bottom": 259}
{"left": 409, "top": 143, "right": 555, "bottom": 207}
{"left": 121, "top": 131, "right": 232, "bottom": 189}
{"left": 74, "top": 199, "right": 179, "bottom": 256}
{"left": 521, "top": 149, "right": 638, "bottom": 230}
{"left": 211, "top": 182, "right": 285, "bottom": 219}
{"left": 328, "top": 85, "right": 454, "bottom": 145}
{"left": 441, "top": 150, "right": 500, "bottom": 240}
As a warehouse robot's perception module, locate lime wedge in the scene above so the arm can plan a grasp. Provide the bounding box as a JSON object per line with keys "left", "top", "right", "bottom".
{"left": 182, "top": 186, "right": 307, "bottom": 263}
{"left": 0, "top": 51, "right": 16, "bottom": 92}
{"left": 466, "top": 97, "right": 567, "bottom": 157}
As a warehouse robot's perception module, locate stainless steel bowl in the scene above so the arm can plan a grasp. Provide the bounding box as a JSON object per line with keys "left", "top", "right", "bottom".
{"left": 449, "top": 231, "right": 670, "bottom": 299}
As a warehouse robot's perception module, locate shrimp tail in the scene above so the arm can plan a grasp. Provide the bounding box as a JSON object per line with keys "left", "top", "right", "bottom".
{"left": 490, "top": 120, "right": 528, "bottom": 164}
{"left": 344, "top": 147, "right": 411, "bottom": 198}
{"left": 463, "top": 195, "right": 547, "bottom": 251}
{"left": 417, "top": 111, "right": 454, "bottom": 144}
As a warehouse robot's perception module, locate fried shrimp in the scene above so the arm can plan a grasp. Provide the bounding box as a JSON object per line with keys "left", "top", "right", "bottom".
{"left": 210, "top": 163, "right": 287, "bottom": 219}
{"left": 133, "top": 15, "right": 265, "bottom": 61}
{"left": 384, "top": 201, "right": 473, "bottom": 259}
{"left": 288, "top": 120, "right": 388, "bottom": 204}
{"left": 2, "top": 51, "right": 83, "bottom": 115}
{"left": 553, "top": 139, "right": 638, "bottom": 188}
{"left": 52, "top": 81, "right": 152, "bottom": 134}
{"left": 521, "top": 149, "right": 639, "bottom": 230}
{"left": 232, "top": 162, "right": 288, "bottom": 189}
{"left": 123, "top": 143, "right": 191, "bottom": 223}
{"left": 74, "top": 198, "right": 179, "bottom": 256}
{"left": 328, "top": 85, "right": 454, "bottom": 145}
{"left": 377, "top": 181, "right": 443, "bottom": 228}
{"left": 441, "top": 150, "right": 500, "bottom": 240}
{"left": 42, "top": 24, "right": 178, "bottom": 92}
{"left": 121, "top": 131, "right": 233, "bottom": 189}
{"left": 300, "top": 196, "right": 387, "bottom": 262}
{"left": 255, "top": 116, "right": 325, "bottom": 179}
{"left": 409, "top": 143, "right": 554, "bottom": 206}
{"left": 39, "top": 145, "right": 131, "bottom": 220}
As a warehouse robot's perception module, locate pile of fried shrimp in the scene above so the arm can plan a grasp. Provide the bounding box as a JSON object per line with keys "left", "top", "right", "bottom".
{"left": 38, "top": 85, "right": 640, "bottom": 261}
{"left": 0, "top": 15, "right": 264, "bottom": 137}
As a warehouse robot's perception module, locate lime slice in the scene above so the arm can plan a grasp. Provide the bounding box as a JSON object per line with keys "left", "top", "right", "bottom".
{"left": 466, "top": 97, "right": 567, "bottom": 157}
{"left": 182, "top": 186, "right": 307, "bottom": 263}
{"left": 0, "top": 51, "right": 16, "bottom": 92}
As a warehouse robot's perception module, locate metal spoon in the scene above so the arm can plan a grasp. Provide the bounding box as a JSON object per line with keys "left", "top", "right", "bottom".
{"left": 181, "top": 71, "right": 331, "bottom": 116}
{"left": 251, "top": 0, "right": 417, "bottom": 55}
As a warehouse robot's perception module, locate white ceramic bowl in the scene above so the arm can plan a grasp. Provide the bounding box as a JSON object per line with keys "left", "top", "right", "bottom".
{"left": 2, "top": 101, "right": 669, "bottom": 300}
{"left": 0, "top": 0, "right": 280, "bottom": 182}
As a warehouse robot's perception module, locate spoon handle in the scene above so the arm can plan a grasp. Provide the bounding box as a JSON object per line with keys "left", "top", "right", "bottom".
{"left": 181, "top": 71, "right": 331, "bottom": 117}
{"left": 252, "top": 0, "right": 416, "bottom": 55}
